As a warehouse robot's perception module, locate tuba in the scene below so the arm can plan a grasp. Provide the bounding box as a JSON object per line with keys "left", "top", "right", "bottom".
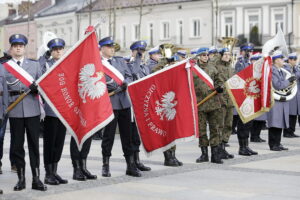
{"left": 152, "top": 43, "right": 179, "bottom": 72}
{"left": 273, "top": 67, "right": 297, "bottom": 101}
{"left": 218, "top": 37, "right": 239, "bottom": 67}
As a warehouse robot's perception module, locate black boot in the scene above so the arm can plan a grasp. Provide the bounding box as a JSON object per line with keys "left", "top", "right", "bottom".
{"left": 196, "top": 147, "right": 209, "bottom": 163}
{"left": 102, "top": 156, "right": 111, "bottom": 177}
{"left": 163, "top": 150, "right": 179, "bottom": 166}
{"left": 134, "top": 152, "right": 151, "bottom": 171}
{"left": 81, "top": 159, "right": 97, "bottom": 180}
{"left": 73, "top": 160, "right": 86, "bottom": 181}
{"left": 125, "top": 155, "right": 141, "bottom": 177}
{"left": 171, "top": 149, "right": 183, "bottom": 166}
{"left": 238, "top": 139, "right": 251, "bottom": 156}
{"left": 14, "top": 168, "right": 26, "bottom": 191}
{"left": 32, "top": 168, "right": 47, "bottom": 191}
{"left": 219, "top": 142, "right": 234, "bottom": 159}
{"left": 211, "top": 146, "right": 223, "bottom": 164}
{"left": 245, "top": 139, "right": 258, "bottom": 155}
{"left": 44, "top": 164, "right": 59, "bottom": 185}
{"left": 53, "top": 163, "right": 68, "bottom": 184}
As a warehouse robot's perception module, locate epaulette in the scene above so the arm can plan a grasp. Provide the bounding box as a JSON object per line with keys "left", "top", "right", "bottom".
{"left": 28, "top": 58, "right": 38, "bottom": 62}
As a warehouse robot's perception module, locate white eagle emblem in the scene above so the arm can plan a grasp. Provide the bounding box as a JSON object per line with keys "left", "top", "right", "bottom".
{"left": 247, "top": 80, "right": 260, "bottom": 94}
{"left": 78, "top": 64, "right": 106, "bottom": 103}
{"left": 155, "top": 91, "right": 177, "bottom": 121}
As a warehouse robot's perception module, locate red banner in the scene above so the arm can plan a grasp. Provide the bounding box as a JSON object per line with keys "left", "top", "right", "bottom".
{"left": 225, "top": 57, "right": 273, "bottom": 123}
{"left": 37, "top": 31, "right": 114, "bottom": 150}
{"left": 128, "top": 61, "right": 198, "bottom": 154}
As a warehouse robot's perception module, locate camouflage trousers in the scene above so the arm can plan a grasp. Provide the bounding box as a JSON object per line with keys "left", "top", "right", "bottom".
{"left": 198, "top": 108, "right": 221, "bottom": 147}
{"left": 218, "top": 106, "right": 233, "bottom": 143}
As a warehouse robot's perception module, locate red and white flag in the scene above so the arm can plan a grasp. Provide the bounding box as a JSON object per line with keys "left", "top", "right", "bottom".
{"left": 190, "top": 62, "right": 214, "bottom": 89}
{"left": 225, "top": 57, "right": 273, "bottom": 123}
{"left": 127, "top": 60, "right": 199, "bottom": 155}
{"left": 37, "top": 31, "right": 114, "bottom": 150}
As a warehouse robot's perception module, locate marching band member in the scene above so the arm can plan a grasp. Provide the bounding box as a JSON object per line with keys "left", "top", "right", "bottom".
{"left": 145, "top": 46, "right": 162, "bottom": 72}
{"left": 283, "top": 52, "right": 300, "bottom": 138}
{"left": 267, "top": 50, "right": 293, "bottom": 151}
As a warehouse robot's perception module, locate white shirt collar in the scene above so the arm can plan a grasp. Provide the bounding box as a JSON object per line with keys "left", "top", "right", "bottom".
{"left": 12, "top": 57, "right": 24, "bottom": 66}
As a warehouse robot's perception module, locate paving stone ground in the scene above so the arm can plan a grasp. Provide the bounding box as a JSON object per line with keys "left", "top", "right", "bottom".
{"left": 0, "top": 128, "right": 299, "bottom": 200}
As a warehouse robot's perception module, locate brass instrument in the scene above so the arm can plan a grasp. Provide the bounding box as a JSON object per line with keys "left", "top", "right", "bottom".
{"left": 218, "top": 37, "right": 239, "bottom": 68}
{"left": 273, "top": 67, "right": 297, "bottom": 101}
{"left": 152, "top": 43, "right": 179, "bottom": 72}
{"left": 114, "top": 43, "right": 120, "bottom": 52}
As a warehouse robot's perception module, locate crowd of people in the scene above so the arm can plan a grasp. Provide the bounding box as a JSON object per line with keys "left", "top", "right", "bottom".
{"left": 0, "top": 32, "right": 299, "bottom": 194}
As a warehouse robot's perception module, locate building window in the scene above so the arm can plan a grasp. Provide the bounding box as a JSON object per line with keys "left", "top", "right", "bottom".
{"left": 225, "top": 16, "right": 233, "bottom": 37}
{"left": 121, "top": 25, "right": 126, "bottom": 48}
{"left": 160, "top": 21, "right": 170, "bottom": 40}
{"left": 191, "top": 19, "right": 200, "bottom": 38}
{"left": 133, "top": 24, "right": 139, "bottom": 41}
{"left": 271, "top": 7, "right": 286, "bottom": 35}
{"left": 177, "top": 20, "right": 183, "bottom": 44}
{"left": 221, "top": 11, "right": 235, "bottom": 37}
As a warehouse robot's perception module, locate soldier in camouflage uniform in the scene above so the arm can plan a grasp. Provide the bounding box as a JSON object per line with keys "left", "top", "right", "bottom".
{"left": 215, "top": 48, "right": 235, "bottom": 159}
{"left": 194, "top": 48, "right": 223, "bottom": 164}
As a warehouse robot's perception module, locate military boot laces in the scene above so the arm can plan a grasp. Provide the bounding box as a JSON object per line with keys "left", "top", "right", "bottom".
{"left": 81, "top": 159, "right": 97, "bottom": 180}
{"left": 134, "top": 152, "right": 151, "bottom": 171}
{"left": 125, "top": 155, "right": 142, "bottom": 177}
{"left": 52, "top": 163, "right": 68, "bottom": 184}
{"left": 73, "top": 160, "right": 86, "bottom": 181}
{"left": 14, "top": 168, "right": 26, "bottom": 191}
{"left": 196, "top": 147, "right": 209, "bottom": 163}
{"left": 163, "top": 150, "right": 180, "bottom": 167}
{"left": 102, "top": 156, "right": 111, "bottom": 177}
{"left": 211, "top": 146, "right": 223, "bottom": 164}
{"left": 44, "top": 164, "right": 59, "bottom": 185}
{"left": 32, "top": 168, "right": 47, "bottom": 191}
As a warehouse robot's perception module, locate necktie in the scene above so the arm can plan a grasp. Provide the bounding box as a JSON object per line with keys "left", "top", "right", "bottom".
{"left": 108, "top": 59, "right": 112, "bottom": 65}
{"left": 17, "top": 61, "right": 21, "bottom": 66}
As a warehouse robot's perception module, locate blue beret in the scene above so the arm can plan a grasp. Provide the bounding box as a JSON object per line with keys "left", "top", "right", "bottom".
{"left": 219, "top": 48, "right": 230, "bottom": 54}
{"left": 47, "top": 38, "right": 65, "bottom": 50}
{"left": 9, "top": 34, "right": 28, "bottom": 45}
{"left": 99, "top": 36, "right": 115, "bottom": 47}
{"left": 190, "top": 48, "right": 199, "bottom": 55}
{"left": 196, "top": 47, "right": 209, "bottom": 55}
{"left": 208, "top": 46, "right": 217, "bottom": 54}
{"left": 130, "top": 40, "right": 147, "bottom": 51}
{"left": 176, "top": 50, "right": 187, "bottom": 57}
{"left": 240, "top": 43, "right": 254, "bottom": 51}
{"left": 250, "top": 53, "right": 262, "bottom": 61}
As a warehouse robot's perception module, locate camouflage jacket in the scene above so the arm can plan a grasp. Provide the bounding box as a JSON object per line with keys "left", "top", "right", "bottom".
{"left": 215, "top": 59, "right": 234, "bottom": 107}
{"left": 194, "top": 62, "right": 222, "bottom": 112}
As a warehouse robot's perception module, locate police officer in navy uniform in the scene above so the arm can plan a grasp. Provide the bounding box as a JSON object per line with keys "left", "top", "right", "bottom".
{"left": 145, "top": 46, "right": 162, "bottom": 72}
{"left": 127, "top": 41, "right": 151, "bottom": 171}
{"left": 5, "top": 34, "right": 46, "bottom": 191}
{"left": 283, "top": 52, "right": 300, "bottom": 138}
{"left": 267, "top": 51, "right": 292, "bottom": 151}
{"left": 39, "top": 38, "right": 68, "bottom": 185}
{"left": 100, "top": 37, "right": 141, "bottom": 177}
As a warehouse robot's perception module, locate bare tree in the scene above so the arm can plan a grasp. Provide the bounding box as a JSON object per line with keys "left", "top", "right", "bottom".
{"left": 134, "top": 0, "right": 153, "bottom": 40}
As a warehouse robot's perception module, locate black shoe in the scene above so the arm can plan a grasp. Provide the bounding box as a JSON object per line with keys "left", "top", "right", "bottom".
{"left": 283, "top": 133, "right": 294, "bottom": 138}
{"left": 196, "top": 147, "right": 209, "bottom": 163}
{"left": 250, "top": 137, "right": 265, "bottom": 142}
{"left": 125, "top": 156, "right": 141, "bottom": 177}
{"left": 32, "top": 168, "right": 47, "bottom": 191}
{"left": 53, "top": 163, "right": 68, "bottom": 184}
{"left": 291, "top": 133, "right": 300, "bottom": 138}
{"left": 134, "top": 152, "right": 151, "bottom": 171}
{"left": 279, "top": 144, "right": 289, "bottom": 150}
{"left": 11, "top": 165, "right": 17, "bottom": 173}
{"left": 73, "top": 160, "right": 86, "bottom": 181}
{"left": 81, "top": 159, "right": 97, "bottom": 180}
{"left": 171, "top": 149, "right": 183, "bottom": 166}
{"left": 163, "top": 150, "right": 180, "bottom": 166}
{"left": 238, "top": 139, "right": 251, "bottom": 156}
{"left": 44, "top": 164, "right": 59, "bottom": 185}
{"left": 245, "top": 140, "right": 258, "bottom": 155}
{"left": 14, "top": 168, "right": 26, "bottom": 191}
{"left": 102, "top": 156, "right": 111, "bottom": 177}
{"left": 211, "top": 146, "right": 223, "bottom": 164}
{"left": 270, "top": 146, "right": 282, "bottom": 151}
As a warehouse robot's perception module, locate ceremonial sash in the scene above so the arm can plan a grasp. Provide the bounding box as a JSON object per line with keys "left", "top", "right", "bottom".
{"left": 102, "top": 59, "right": 125, "bottom": 86}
